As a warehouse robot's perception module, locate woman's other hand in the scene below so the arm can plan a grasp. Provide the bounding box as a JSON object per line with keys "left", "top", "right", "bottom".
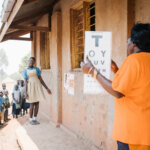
{"left": 111, "top": 60, "right": 119, "bottom": 73}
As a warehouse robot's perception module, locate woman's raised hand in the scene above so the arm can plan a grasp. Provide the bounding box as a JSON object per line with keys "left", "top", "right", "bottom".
{"left": 80, "top": 56, "right": 94, "bottom": 75}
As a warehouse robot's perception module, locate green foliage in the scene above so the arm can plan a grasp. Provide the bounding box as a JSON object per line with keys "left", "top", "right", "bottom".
{"left": 19, "top": 53, "right": 30, "bottom": 74}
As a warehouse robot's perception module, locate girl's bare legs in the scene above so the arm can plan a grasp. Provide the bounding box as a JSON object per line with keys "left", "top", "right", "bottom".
{"left": 29, "top": 102, "right": 40, "bottom": 125}
{"left": 32, "top": 102, "right": 40, "bottom": 124}
{"left": 29, "top": 103, "right": 34, "bottom": 119}
{"left": 34, "top": 102, "right": 39, "bottom": 117}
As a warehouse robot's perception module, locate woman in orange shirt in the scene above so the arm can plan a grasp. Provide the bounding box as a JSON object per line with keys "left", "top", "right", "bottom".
{"left": 81, "top": 23, "right": 150, "bottom": 150}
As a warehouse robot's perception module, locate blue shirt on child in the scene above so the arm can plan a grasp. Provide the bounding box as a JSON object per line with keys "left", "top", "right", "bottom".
{"left": 0, "top": 97, "right": 4, "bottom": 112}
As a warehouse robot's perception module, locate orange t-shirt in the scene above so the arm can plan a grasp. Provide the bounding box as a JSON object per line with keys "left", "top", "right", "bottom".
{"left": 112, "top": 52, "right": 150, "bottom": 145}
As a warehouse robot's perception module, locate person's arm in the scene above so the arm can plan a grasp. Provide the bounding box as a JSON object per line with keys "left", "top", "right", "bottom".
{"left": 95, "top": 71, "right": 124, "bottom": 98}
{"left": 81, "top": 57, "right": 124, "bottom": 99}
{"left": 24, "top": 79, "right": 28, "bottom": 98}
{"left": 22, "top": 69, "right": 29, "bottom": 98}
{"left": 12, "top": 93, "right": 14, "bottom": 100}
{"left": 2, "top": 101, "right": 5, "bottom": 110}
{"left": 36, "top": 67, "right": 52, "bottom": 94}
{"left": 2, "top": 99, "right": 6, "bottom": 108}
{"left": 19, "top": 92, "right": 21, "bottom": 104}
{"left": 38, "top": 75, "right": 52, "bottom": 94}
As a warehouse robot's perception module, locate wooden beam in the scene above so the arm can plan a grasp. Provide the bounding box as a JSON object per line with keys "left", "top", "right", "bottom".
{"left": 11, "top": 0, "right": 59, "bottom": 26}
{"left": 31, "top": 31, "right": 36, "bottom": 57}
{"left": 3, "top": 30, "right": 30, "bottom": 41}
{"left": 11, "top": 5, "right": 53, "bottom": 26}
{"left": 127, "top": 0, "right": 135, "bottom": 56}
{"left": 10, "top": 25, "right": 49, "bottom": 32}
{"left": 0, "top": 0, "right": 24, "bottom": 41}
{"left": 5, "top": 30, "right": 30, "bottom": 38}
{"left": 23, "top": 0, "right": 38, "bottom": 5}
{"left": 9, "top": 37, "right": 32, "bottom": 41}
{"left": 48, "top": 10, "right": 53, "bottom": 31}
{"left": 127, "top": 0, "right": 135, "bottom": 38}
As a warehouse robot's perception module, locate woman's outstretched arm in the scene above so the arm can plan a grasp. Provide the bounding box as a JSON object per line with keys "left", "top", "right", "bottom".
{"left": 38, "top": 76, "right": 52, "bottom": 94}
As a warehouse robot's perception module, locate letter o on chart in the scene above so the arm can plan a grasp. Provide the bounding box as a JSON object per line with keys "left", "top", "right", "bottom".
{"left": 89, "top": 50, "right": 95, "bottom": 57}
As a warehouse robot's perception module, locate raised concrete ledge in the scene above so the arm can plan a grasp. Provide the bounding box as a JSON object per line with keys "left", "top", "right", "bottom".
{"left": 16, "top": 126, "right": 39, "bottom": 150}
{"left": 15, "top": 114, "right": 99, "bottom": 150}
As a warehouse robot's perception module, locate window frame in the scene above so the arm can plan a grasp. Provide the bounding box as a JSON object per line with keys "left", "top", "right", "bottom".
{"left": 40, "top": 31, "right": 50, "bottom": 70}
{"left": 70, "top": 1, "right": 96, "bottom": 69}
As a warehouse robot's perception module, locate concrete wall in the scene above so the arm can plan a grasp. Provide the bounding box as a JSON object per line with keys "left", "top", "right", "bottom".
{"left": 135, "top": 0, "right": 150, "bottom": 23}
{"left": 32, "top": 0, "right": 150, "bottom": 149}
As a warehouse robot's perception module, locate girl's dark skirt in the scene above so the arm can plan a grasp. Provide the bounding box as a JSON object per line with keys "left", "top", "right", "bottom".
{"left": 22, "top": 98, "right": 30, "bottom": 110}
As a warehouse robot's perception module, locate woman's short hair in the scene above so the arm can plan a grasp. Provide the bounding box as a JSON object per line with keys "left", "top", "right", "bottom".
{"left": 130, "top": 23, "right": 150, "bottom": 51}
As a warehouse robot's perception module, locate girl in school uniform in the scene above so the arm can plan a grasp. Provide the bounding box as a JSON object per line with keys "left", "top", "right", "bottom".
{"left": 23, "top": 57, "right": 52, "bottom": 125}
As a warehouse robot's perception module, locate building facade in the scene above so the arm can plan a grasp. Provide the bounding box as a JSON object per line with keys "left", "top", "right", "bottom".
{"left": 0, "top": 0, "right": 150, "bottom": 149}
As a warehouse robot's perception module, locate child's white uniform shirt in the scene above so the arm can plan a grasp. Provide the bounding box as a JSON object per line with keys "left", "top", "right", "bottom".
{"left": 13, "top": 90, "right": 20, "bottom": 104}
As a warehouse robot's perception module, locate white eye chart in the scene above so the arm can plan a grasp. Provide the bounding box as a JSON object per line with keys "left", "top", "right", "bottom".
{"left": 84, "top": 31, "right": 112, "bottom": 94}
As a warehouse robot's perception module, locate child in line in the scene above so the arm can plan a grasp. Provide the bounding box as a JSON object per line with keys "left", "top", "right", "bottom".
{"left": 12, "top": 85, "right": 21, "bottom": 118}
{"left": 0, "top": 91, "right": 4, "bottom": 126}
{"left": 20, "top": 80, "right": 30, "bottom": 115}
{"left": 13, "top": 80, "right": 21, "bottom": 93}
{"left": 3, "top": 90, "right": 10, "bottom": 121}
{"left": 1, "top": 83, "right": 8, "bottom": 95}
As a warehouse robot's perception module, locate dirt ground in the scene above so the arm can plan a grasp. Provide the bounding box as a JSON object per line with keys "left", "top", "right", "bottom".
{"left": 0, "top": 116, "right": 21, "bottom": 150}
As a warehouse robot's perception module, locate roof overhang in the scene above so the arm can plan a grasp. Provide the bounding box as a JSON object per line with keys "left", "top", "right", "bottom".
{"left": 0, "top": 0, "right": 58, "bottom": 42}
{"left": 0, "top": 0, "right": 24, "bottom": 41}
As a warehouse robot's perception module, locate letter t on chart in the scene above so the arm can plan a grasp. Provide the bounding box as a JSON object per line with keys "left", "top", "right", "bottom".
{"left": 92, "top": 35, "right": 102, "bottom": 47}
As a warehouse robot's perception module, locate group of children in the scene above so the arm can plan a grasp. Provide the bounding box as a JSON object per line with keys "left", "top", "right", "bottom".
{"left": 12, "top": 80, "right": 30, "bottom": 118}
{"left": 0, "top": 80, "right": 30, "bottom": 127}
